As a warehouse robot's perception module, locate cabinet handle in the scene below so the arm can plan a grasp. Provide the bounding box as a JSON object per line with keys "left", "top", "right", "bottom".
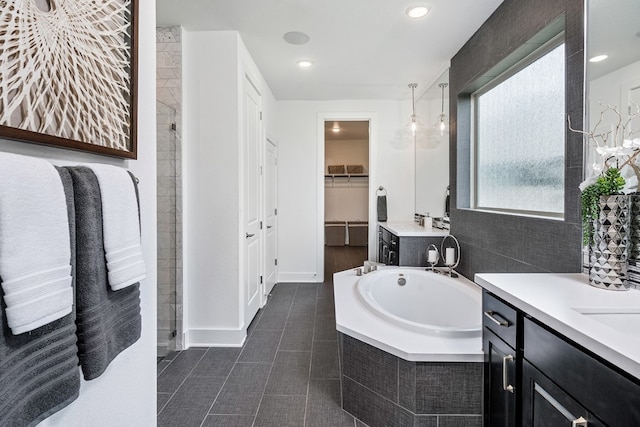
{"left": 572, "top": 417, "right": 588, "bottom": 427}
{"left": 246, "top": 233, "right": 255, "bottom": 238}
{"left": 502, "top": 354, "right": 515, "bottom": 393}
{"left": 484, "top": 311, "right": 510, "bottom": 327}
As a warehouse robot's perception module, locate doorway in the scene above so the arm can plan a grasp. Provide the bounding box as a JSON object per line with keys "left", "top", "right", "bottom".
{"left": 323, "top": 120, "right": 370, "bottom": 274}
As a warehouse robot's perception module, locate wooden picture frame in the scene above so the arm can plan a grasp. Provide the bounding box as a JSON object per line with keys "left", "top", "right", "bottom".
{"left": 0, "top": 0, "right": 139, "bottom": 159}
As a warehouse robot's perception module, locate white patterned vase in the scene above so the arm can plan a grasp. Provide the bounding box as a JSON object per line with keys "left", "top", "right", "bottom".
{"left": 588, "top": 194, "right": 630, "bottom": 291}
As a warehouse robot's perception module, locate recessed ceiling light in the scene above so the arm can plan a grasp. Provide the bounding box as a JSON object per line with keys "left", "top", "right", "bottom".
{"left": 589, "top": 54, "right": 608, "bottom": 63}
{"left": 283, "top": 31, "right": 310, "bottom": 45}
{"left": 297, "top": 60, "right": 314, "bottom": 69}
{"left": 406, "top": 5, "right": 429, "bottom": 19}
{"left": 332, "top": 122, "right": 341, "bottom": 133}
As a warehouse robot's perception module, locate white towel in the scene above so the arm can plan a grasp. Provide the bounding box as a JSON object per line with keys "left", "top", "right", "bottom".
{"left": 0, "top": 153, "right": 73, "bottom": 334}
{"left": 87, "top": 164, "right": 146, "bottom": 290}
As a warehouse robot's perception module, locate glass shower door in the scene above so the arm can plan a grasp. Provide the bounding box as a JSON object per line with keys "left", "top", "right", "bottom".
{"left": 156, "top": 100, "right": 178, "bottom": 359}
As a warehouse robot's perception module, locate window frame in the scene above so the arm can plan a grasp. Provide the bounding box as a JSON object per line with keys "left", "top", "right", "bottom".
{"left": 470, "top": 33, "right": 566, "bottom": 219}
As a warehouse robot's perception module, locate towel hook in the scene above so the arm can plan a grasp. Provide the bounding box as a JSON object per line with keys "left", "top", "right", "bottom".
{"left": 376, "top": 186, "right": 387, "bottom": 196}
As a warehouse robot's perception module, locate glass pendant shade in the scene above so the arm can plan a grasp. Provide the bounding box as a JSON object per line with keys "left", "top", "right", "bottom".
{"left": 435, "top": 83, "right": 449, "bottom": 135}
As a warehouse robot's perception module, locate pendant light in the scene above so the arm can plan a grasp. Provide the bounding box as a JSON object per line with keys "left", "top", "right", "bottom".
{"left": 406, "top": 83, "right": 424, "bottom": 138}
{"left": 436, "top": 82, "right": 449, "bottom": 135}
{"left": 410, "top": 83, "right": 418, "bottom": 135}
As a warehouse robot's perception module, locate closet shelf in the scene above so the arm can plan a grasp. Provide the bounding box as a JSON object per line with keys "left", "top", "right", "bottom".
{"left": 324, "top": 174, "right": 369, "bottom": 184}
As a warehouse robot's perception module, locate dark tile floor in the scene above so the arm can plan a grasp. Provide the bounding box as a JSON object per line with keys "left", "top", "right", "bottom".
{"left": 157, "top": 246, "right": 368, "bottom": 427}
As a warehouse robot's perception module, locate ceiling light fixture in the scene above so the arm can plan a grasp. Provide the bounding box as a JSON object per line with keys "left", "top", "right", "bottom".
{"left": 406, "top": 5, "right": 429, "bottom": 19}
{"left": 436, "top": 82, "right": 449, "bottom": 135}
{"left": 589, "top": 54, "right": 608, "bottom": 63}
{"left": 332, "top": 122, "right": 341, "bottom": 133}
{"left": 297, "top": 60, "right": 314, "bottom": 69}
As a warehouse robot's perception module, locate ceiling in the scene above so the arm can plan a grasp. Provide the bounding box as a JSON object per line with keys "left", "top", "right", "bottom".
{"left": 324, "top": 121, "right": 369, "bottom": 141}
{"left": 587, "top": 0, "right": 640, "bottom": 80}
{"left": 156, "top": 0, "right": 504, "bottom": 101}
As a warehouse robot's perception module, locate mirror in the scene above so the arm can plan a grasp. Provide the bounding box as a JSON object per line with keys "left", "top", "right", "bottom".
{"left": 414, "top": 69, "right": 450, "bottom": 218}
{"left": 586, "top": 0, "right": 640, "bottom": 175}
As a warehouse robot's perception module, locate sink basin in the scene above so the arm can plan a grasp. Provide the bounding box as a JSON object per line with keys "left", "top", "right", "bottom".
{"left": 573, "top": 308, "right": 640, "bottom": 336}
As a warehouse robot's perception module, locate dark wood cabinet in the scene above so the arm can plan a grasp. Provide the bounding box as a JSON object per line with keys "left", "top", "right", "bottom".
{"left": 484, "top": 328, "right": 518, "bottom": 427}
{"left": 377, "top": 225, "right": 444, "bottom": 266}
{"left": 483, "top": 292, "right": 521, "bottom": 427}
{"left": 483, "top": 289, "right": 640, "bottom": 427}
{"left": 522, "top": 360, "right": 600, "bottom": 427}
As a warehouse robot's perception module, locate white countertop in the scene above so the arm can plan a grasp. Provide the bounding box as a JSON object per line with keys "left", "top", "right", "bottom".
{"left": 475, "top": 273, "right": 640, "bottom": 379}
{"left": 379, "top": 221, "right": 449, "bottom": 237}
{"left": 334, "top": 267, "right": 483, "bottom": 362}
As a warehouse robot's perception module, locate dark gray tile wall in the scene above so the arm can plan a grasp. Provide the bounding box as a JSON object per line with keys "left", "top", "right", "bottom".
{"left": 340, "top": 333, "right": 483, "bottom": 427}
{"left": 341, "top": 334, "right": 398, "bottom": 401}
{"left": 449, "top": 0, "right": 585, "bottom": 279}
{"left": 342, "top": 376, "right": 414, "bottom": 427}
{"left": 414, "top": 362, "right": 482, "bottom": 414}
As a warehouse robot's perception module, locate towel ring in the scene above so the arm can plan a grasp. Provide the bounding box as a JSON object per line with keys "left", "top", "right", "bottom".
{"left": 376, "top": 186, "right": 387, "bottom": 196}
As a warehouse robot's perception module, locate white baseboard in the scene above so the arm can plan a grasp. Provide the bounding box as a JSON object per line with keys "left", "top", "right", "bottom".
{"left": 186, "top": 328, "right": 246, "bottom": 347}
{"left": 277, "top": 272, "right": 323, "bottom": 283}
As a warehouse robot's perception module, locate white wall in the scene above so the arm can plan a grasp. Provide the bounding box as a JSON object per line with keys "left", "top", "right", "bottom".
{"left": 276, "top": 100, "right": 415, "bottom": 282}
{"left": 183, "top": 31, "right": 242, "bottom": 345}
{"left": 182, "top": 31, "right": 277, "bottom": 346}
{"left": 0, "top": 0, "right": 157, "bottom": 425}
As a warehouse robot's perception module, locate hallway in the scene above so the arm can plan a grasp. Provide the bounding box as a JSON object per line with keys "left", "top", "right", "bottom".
{"left": 157, "top": 246, "right": 367, "bottom": 426}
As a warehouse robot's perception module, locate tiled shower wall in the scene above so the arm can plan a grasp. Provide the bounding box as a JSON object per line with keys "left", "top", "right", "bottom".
{"left": 156, "top": 26, "right": 183, "bottom": 351}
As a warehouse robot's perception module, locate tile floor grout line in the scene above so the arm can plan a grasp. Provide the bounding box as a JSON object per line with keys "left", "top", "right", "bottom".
{"left": 251, "top": 283, "right": 298, "bottom": 427}
{"left": 199, "top": 344, "right": 248, "bottom": 427}
{"left": 157, "top": 347, "right": 209, "bottom": 418}
{"left": 303, "top": 283, "right": 319, "bottom": 426}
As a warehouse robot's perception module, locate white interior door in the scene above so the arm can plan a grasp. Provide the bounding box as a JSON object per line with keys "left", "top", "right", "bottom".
{"left": 263, "top": 138, "right": 278, "bottom": 300}
{"left": 243, "top": 76, "right": 262, "bottom": 328}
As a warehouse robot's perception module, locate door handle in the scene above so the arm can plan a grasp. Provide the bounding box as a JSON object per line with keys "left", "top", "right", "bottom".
{"left": 502, "top": 354, "right": 515, "bottom": 393}
{"left": 246, "top": 233, "right": 255, "bottom": 238}
{"left": 267, "top": 225, "right": 272, "bottom": 229}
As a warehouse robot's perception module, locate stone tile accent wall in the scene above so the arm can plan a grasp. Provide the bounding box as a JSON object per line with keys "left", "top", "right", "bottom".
{"left": 449, "top": 0, "right": 585, "bottom": 279}
{"left": 339, "top": 333, "right": 482, "bottom": 427}
{"left": 156, "top": 26, "right": 183, "bottom": 351}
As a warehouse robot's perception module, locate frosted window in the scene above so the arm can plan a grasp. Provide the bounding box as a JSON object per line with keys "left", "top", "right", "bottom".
{"left": 475, "top": 43, "right": 565, "bottom": 215}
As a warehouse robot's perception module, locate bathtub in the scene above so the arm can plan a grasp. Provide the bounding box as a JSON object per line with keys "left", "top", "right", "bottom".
{"left": 356, "top": 268, "right": 481, "bottom": 337}
{"left": 335, "top": 267, "right": 484, "bottom": 425}
{"left": 334, "top": 266, "right": 483, "bottom": 362}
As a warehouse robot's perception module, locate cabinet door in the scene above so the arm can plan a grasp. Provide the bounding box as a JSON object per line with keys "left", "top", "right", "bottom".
{"left": 484, "top": 328, "right": 518, "bottom": 427}
{"left": 522, "top": 360, "right": 604, "bottom": 427}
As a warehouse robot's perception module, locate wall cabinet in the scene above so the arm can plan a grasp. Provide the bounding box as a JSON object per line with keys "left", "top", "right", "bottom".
{"left": 483, "top": 290, "right": 640, "bottom": 426}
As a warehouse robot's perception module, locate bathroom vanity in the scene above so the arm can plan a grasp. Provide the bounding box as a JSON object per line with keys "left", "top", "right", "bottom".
{"left": 476, "top": 273, "right": 640, "bottom": 426}
{"left": 377, "top": 222, "right": 448, "bottom": 266}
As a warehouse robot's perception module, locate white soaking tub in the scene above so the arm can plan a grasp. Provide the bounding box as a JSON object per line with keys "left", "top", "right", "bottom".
{"left": 334, "top": 267, "right": 483, "bottom": 362}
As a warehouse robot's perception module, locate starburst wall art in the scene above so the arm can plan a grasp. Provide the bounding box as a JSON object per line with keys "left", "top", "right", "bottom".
{"left": 0, "top": 0, "right": 138, "bottom": 158}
